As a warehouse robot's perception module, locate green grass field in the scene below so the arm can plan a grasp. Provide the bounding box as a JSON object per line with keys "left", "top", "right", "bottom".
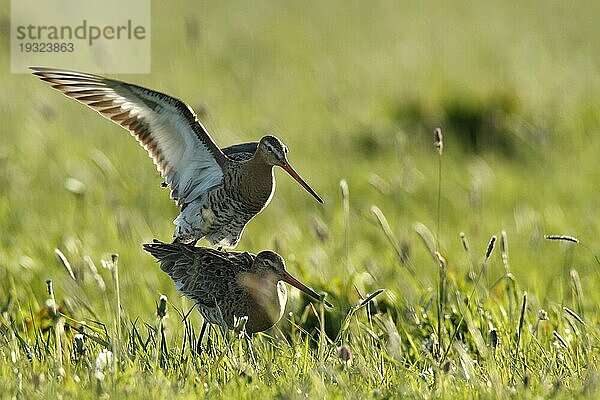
{"left": 1, "top": 1, "right": 600, "bottom": 398}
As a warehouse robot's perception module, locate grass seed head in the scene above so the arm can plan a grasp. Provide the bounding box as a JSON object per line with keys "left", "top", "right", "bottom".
{"left": 339, "top": 179, "right": 349, "bottom": 203}
{"left": 544, "top": 235, "right": 579, "bottom": 243}
{"left": 485, "top": 235, "right": 497, "bottom": 260}
{"left": 563, "top": 307, "right": 585, "bottom": 325}
{"left": 54, "top": 249, "right": 76, "bottom": 281}
{"left": 553, "top": 330, "right": 569, "bottom": 349}
{"left": 157, "top": 295, "right": 168, "bottom": 319}
{"left": 460, "top": 232, "right": 469, "bottom": 252}
{"left": 500, "top": 230, "right": 509, "bottom": 268}
{"left": 84, "top": 256, "right": 106, "bottom": 292}
{"left": 414, "top": 222, "right": 437, "bottom": 261}
{"left": 435, "top": 251, "right": 447, "bottom": 277}
{"left": 65, "top": 177, "right": 86, "bottom": 196}
{"left": 45, "top": 278, "right": 53, "bottom": 296}
{"left": 434, "top": 127, "right": 443, "bottom": 155}
{"left": 311, "top": 216, "right": 330, "bottom": 242}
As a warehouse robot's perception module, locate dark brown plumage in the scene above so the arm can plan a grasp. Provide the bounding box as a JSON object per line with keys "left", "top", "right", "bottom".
{"left": 31, "top": 67, "right": 323, "bottom": 247}
{"left": 143, "top": 240, "right": 331, "bottom": 334}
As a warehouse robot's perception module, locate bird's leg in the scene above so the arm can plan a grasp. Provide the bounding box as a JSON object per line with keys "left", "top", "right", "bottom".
{"left": 195, "top": 320, "right": 208, "bottom": 356}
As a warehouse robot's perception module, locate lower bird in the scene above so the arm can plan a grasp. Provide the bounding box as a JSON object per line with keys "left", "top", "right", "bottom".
{"left": 143, "top": 240, "right": 332, "bottom": 336}
{"left": 31, "top": 67, "right": 323, "bottom": 247}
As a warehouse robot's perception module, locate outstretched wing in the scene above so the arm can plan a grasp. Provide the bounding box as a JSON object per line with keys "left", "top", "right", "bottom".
{"left": 31, "top": 67, "right": 228, "bottom": 206}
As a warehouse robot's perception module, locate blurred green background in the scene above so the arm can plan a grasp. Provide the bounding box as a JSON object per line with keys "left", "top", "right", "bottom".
{"left": 1, "top": 0, "right": 600, "bottom": 328}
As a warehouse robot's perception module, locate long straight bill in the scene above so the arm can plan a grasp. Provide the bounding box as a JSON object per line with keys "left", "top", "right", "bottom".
{"left": 283, "top": 271, "right": 333, "bottom": 308}
{"left": 281, "top": 162, "right": 324, "bottom": 204}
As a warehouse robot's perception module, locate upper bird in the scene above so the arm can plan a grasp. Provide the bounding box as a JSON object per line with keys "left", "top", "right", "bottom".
{"left": 143, "top": 240, "right": 332, "bottom": 334}
{"left": 31, "top": 67, "right": 323, "bottom": 247}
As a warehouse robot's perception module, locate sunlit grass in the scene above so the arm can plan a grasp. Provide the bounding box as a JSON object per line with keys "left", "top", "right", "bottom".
{"left": 1, "top": 0, "right": 600, "bottom": 398}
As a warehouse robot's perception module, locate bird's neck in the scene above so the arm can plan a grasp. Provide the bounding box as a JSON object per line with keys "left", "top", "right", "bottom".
{"left": 238, "top": 156, "right": 275, "bottom": 208}
{"left": 245, "top": 152, "right": 273, "bottom": 173}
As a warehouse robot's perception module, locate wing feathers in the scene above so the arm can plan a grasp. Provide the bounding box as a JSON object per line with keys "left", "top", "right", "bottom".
{"left": 31, "top": 67, "right": 227, "bottom": 206}
{"left": 144, "top": 241, "right": 237, "bottom": 307}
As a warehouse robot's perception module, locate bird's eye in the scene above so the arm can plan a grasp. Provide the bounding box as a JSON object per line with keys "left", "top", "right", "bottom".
{"left": 267, "top": 260, "right": 279, "bottom": 271}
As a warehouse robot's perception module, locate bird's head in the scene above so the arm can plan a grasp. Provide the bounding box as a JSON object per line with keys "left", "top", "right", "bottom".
{"left": 253, "top": 250, "right": 286, "bottom": 278}
{"left": 256, "top": 135, "right": 323, "bottom": 204}
{"left": 253, "top": 250, "right": 332, "bottom": 307}
{"left": 257, "top": 135, "right": 288, "bottom": 167}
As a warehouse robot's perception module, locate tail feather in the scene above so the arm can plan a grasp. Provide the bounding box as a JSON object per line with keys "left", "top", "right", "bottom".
{"left": 143, "top": 239, "right": 195, "bottom": 274}
{"left": 143, "top": 239, "right": 178, "bottom": 260}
